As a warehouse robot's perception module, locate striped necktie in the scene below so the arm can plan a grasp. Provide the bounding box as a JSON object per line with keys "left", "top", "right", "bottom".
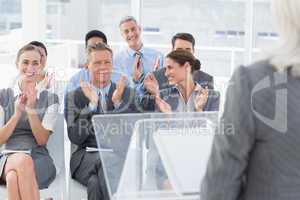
{"left": 135, "top": 51, "right": 143, "bottom": 73}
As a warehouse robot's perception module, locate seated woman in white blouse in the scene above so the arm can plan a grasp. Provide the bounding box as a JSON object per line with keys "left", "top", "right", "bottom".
{"left": 0, "top": 44, "right": 59, "bottom": 200}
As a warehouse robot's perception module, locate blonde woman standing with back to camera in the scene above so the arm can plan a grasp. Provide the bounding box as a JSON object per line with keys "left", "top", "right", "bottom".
{"left": 201, "top": 0, "right": 300, "bottom": 199}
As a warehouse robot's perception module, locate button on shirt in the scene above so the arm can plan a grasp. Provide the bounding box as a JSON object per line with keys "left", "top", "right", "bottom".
{"left": 114, "top": 46, "right": 164, "bottom": 87}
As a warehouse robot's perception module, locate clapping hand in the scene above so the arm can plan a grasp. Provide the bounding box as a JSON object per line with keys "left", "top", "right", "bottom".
{"left": 155, "top": 95, "right": 172, "bottom": 113}
{"left": 24, "top": 86, "right": 37, "bottom": 109}
{"left": 144, "top": 73, "right": 159, "bottom": 96}
{"left": 14, "top": 93, "right": 27, "bottom": 117}
{"left": 80, "top": 79, "right": 98, "bottom": 105}
{"left": 43, "top": 72, "right": 54, "bottom": 89}
{"left": 195, "top": 87, "right": 209, "bottom": 112}
{"left": 112, "top": 75, "right": 127, "bottom": 105}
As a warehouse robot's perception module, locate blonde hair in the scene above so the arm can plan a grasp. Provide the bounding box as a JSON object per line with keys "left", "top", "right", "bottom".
{"left": 270, "top": 0, "right": 300, "bottom": 76}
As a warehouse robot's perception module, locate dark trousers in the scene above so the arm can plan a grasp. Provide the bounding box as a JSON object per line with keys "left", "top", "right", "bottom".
{"left": 73, "top": 152, "right": 109, "bottom": 200}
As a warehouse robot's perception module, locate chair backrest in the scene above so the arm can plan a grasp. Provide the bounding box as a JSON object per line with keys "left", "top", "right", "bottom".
{"left": 47, "top": 113, "right": 65, "bottom": 175}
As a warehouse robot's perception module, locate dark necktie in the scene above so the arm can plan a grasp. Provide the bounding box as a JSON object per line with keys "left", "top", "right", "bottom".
{"left": 96, "top": 91, "right": 107, "bottom": 113}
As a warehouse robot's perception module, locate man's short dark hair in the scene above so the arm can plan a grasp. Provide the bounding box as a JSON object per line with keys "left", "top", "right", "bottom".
{"left": 29, "top": 41, "right": 48, "bottom": 56}
{"left": 85, "top": 30, "right": 107, "bottom": 47}
{"left": 171, "top": 33, "right": 195, "bottom": 49}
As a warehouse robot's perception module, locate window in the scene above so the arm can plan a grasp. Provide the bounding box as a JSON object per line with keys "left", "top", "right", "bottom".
{"left": 0, "top": 0, "right": 22, "bottom": 32}
{"left": 252, "top": 0, "right": 277, "bottom": 62}
{"left": 46, "top": 0, "right": 131, "bottom": 42}
{"left": 142, "top": 0, "right": 247, "bottom": 76}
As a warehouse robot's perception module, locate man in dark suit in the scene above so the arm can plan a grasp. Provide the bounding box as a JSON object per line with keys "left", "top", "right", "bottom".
{"left": 65, "top": 43, "right": 136, "bottom": 200}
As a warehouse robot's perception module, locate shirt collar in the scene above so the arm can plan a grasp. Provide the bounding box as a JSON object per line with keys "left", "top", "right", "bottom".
{"left": 173, "top": 82, "right": 203, "bottom": 97}
{"left": 91, "top": 82, "right": 112, "bottom": 97}
{"left": 127, "top": 44, "right": 145, "bottom": 57}
{"left": 13, "top": 78, "right": 42, "bottom": 99}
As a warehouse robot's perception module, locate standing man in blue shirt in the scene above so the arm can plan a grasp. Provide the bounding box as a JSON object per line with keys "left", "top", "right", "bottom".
{"left": 114, "top": 16, "right": 164, "bottom": 87}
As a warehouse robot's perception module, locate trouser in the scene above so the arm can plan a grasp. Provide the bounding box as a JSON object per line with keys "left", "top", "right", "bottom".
{"left": 73, "top": 152, "right": 109, "bottom": 200}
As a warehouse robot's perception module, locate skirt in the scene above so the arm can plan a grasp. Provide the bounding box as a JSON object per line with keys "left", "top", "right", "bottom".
{"left": 0, "top": 146, "right": 56, "bottom": 189}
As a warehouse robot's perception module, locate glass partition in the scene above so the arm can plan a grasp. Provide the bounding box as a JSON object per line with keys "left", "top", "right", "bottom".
{"left": 92, "top": 112, "right": 219, "bottom": 200}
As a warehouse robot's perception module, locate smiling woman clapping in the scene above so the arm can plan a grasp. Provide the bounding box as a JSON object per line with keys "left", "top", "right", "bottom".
{"left": 0, "top": 44, "right": 58, "bottom": 200}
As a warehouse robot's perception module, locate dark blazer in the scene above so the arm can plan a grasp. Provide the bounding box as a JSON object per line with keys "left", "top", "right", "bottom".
{"left": 65, "top": 82, "right": 137, "bottom": 176}
{"left": 201, "top": 60, "right": 300, "bottom": 200}
{"left": 153, "top": 67, "right": 214, "bottom": 90}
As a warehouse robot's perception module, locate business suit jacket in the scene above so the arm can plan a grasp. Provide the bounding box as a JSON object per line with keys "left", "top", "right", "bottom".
{"left": 153, "top": 67, "right": 214, "bottom": 90}
{"left": 201, "top": 60, "right": 300, "bottom": 200}
{"left": 65, "top": 82, "right": 137, "bottom": 176}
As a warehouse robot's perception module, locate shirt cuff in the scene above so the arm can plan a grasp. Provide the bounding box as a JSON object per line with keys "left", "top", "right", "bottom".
{"left": 88, "top": 102, "right": 98, "bottom": 111}
{"left": 114, "top": 101, "right": 123, "bottom": 109}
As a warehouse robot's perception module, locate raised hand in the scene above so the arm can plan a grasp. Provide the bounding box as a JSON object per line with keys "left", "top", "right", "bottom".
{"left": 25, "top": 86, "right": 37, "bottom": 109}
{"left": 14, "top": 93, "right": 27, "bottom": 117}
{"left": 195, "top": 87, "right": 209, "bottom": 112}
{"left": 112, "top": 75, "right": 127, "bottom": 105}
{"left": 133, "top": 54, "right": 142, "bottom": 82}
{"left": 80, "top": 79, "right": 98, "bottom": 105}
{"left": 43, "top": 72, "right": 55, "bottom": 89}
{"left": 155, "top": 95, "right": 172, "bottom": 113}
{"left": 144, "top": 73, "right": 159, "bottom": 96}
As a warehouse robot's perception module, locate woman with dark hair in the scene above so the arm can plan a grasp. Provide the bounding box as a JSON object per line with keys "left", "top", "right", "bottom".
{"left": 154, "top": 49, "right": 219, "bottom": 113}
{"left": 143, "top": 50, "right": 220, "bottom": 190}
{"left": 0, "top": 44, "right": 58, "bottom": 200}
